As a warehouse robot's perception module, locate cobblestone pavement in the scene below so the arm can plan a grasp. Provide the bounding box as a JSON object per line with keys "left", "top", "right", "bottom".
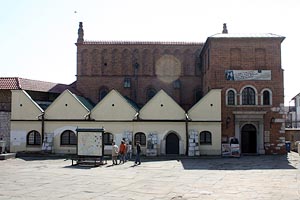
{"left": 0, "top": 152, "right": 300, "bottom": 200}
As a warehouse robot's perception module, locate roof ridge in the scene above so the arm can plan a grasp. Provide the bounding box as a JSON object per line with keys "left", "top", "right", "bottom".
{"left": 82, "top": 40, "right": 203, "bottom": 45}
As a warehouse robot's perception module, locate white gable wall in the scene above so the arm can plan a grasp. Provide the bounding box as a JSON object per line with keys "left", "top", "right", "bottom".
{"left": 44, "top": 90, "right": 89, "bottom": 120}
{"left": 139, "top": 90, "right": 186, "bottom": 120}
{"left": 91, "top": 90, "right": 137, "bottom": 120}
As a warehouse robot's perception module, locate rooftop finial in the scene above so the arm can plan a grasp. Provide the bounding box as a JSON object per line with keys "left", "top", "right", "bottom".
{"left": 77, "top": 22, "right": 84, "bottom": 43}
{"left": 222, "top": 23, "right": 228, "bottom": 34}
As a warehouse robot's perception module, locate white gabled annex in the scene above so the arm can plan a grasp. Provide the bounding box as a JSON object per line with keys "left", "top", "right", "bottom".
{"left": 188, "top": 89, "right": 222, "bottom": 121}
{"left": 91, "top": 89, "right": 138, "bottom": 121}
{"left": 44, "top": 89, "right": 91, "bottom": 120}
{"left": 11, "top": 90, "right": 44, "bottom": 120}
{"left": 139, "top": 90, "right": 186, "bottom": 120}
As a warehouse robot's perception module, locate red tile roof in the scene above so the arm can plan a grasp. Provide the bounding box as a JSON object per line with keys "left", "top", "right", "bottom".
{"left": 0, "top": 77, "right": 79, "bottom": 94}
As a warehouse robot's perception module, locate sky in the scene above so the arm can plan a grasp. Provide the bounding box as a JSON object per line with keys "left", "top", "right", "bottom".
{"left": 0, "top": 0, "right": 299, "bottom": 105}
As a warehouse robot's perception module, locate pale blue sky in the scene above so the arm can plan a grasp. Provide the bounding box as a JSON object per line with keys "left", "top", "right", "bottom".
{"left": 0, "top": 0, "right": 299, "bottom": 105}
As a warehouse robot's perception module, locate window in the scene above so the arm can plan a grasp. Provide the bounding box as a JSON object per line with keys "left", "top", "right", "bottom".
{"left": 124, "top": 78, "right": 131, "bottom": 88}
{"left": 242, "top": 87, "right": 256, "bottom": 105}
{"left": 61, "top": 130, "right": 77, "bottom": 145}
{"left": 99, "top": 88, "right": 108, "bottom": 101}
{"left": 200, "top": 131, "right": 212, "bottom": 144}
{"left": 103, "top": 132, "right": 114, "bottom": 145}
{"left": 227, "top": 90, "right": 235, "bottom": 105}
{"left": 194, "top": 89, "right": 202, "bottom": 103}
{"left": 27, "top": 130, "right": 41, "bottom": 145}
{"left": 173, "top": 79, "right": 181, "bottom": 89}
{"left": 146, "top": 88, "right": 156, "bottom": 101}
{"left": 263, "top": 90, "right": 271, "bottom": 105}
{"left": 134, "top": 132, "right": 146, "bottom": 146}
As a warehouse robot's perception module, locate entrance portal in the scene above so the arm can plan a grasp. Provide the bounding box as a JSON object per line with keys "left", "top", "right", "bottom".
{"left": 241, "top": 124, "right": 257, "bottom": 153}
{"left": 166, "top": 132, "right": 179, "bottom": 154}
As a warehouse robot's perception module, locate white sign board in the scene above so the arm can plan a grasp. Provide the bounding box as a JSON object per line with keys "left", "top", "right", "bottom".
{"left": 77, "top": 131, "right": 103, "bottom": 157}
{"left": 225, "top": 70, "right": 271, "bottom": 81}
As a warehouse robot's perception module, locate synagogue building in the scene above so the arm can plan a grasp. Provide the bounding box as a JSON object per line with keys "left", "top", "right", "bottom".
{"left": 8, "top": 23, "right": 286, "bottom": 156}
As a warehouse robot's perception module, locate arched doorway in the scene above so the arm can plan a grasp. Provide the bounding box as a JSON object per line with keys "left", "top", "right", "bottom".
{"left": 241, "top": 124, "right": 257, "bottom": 153}
{"left": 166, "top": 132, "right": 179, "bottom": 154}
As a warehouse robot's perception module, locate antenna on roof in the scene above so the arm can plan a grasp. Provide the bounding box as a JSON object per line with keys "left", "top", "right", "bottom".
{"left": 222, "top": 23, "right": 228, "bottom": 34}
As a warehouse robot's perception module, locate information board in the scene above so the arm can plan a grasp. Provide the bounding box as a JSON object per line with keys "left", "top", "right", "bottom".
{"left": 76, "top": 128, "right": 104, "bottom": 157}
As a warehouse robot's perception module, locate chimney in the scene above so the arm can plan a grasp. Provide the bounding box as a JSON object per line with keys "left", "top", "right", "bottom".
{"left": 222, "top": 23, "right": 228, "bottom": 34}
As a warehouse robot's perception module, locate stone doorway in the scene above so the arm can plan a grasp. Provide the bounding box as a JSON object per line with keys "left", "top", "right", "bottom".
{"left": 166, "top": 132, "right": 179, "bottom": 154}
{"left": 241, "top": 124, "right": 257, "bottom": 153}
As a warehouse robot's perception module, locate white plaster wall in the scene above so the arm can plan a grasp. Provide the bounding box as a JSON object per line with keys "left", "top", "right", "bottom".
{"left": 188, "top": 122, "right": 222, "bottom": 155}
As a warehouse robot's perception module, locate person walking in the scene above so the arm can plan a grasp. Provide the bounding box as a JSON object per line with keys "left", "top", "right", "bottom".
{"left": 119, "top": 140, "right": 126, "bottom": 164}
{"left": 135, "top": 141, "right": 141, "bottom": 165}
{"left": 126, "top": 141, "right": 132, "bottom": 161}
{"left": 112, "top": 141, "right": 119, "bottom": 165}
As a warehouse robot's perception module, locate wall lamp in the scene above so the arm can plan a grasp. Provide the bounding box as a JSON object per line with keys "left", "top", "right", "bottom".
{"left": 226, "top": 116, "right": 231, "bottom": 128}
{"left": 270, "top": 117, "right": 275, "bottom": 128}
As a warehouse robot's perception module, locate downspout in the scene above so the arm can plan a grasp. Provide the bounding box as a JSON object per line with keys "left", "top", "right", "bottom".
{"left": 185, "top": 113, "right": 189, "bottom": 156}
{"left": 38, "top": 113, "right": 45, "bottom": 143}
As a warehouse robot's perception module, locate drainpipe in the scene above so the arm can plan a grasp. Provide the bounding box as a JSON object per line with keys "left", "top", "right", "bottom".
{"left": 38, "top": 113, "right": 45, "bottom": 143}
{"left": 185, "top": 113, "right": 190, "bottom": 156}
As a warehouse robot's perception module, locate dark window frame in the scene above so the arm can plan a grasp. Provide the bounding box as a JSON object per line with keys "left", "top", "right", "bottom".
{"left": 227, "top": 90, "right": 235, "bottom": 105}
{"left": 27, "top": 130, "right": 41, "bottom": 145}
{"left": 263, "top": 90, "right": 271, "bottom": 105}
{"left": 103, "top": 132, "right": 114, "bottom": 145}
{"left": 200, "top": 131, "right": 212, "bottom": 145}
{"left": 134, "top": 132, "right": 146, "bottom": 146}
{"left": 146, "top": 88, "right": 156, "bottom": 101}
{"left": 242, "top": 87, "right": 256, "bottom": 105}
{"left": 60, "top": 130, "right": 77, "bottom": 145}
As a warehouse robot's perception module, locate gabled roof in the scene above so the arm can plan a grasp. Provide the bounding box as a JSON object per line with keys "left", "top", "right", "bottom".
{"left": 44, "top": 89, "right": 91, "bottom": 120}
{"left": 0, "top": 77, "right": 78, "bottom": 94}
{"left": 139, "top": 90, "right": 186, "bottom": 120}
{"left": 91, "top": 89, "right": 138, "bottom": 120}
{"left": 74, "top": 94, "right": 94, "bottom": 110}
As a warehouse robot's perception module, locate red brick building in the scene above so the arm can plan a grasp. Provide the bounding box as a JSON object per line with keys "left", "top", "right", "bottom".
{"left": 74, "top": 22, "right": 286, "bottom": 154}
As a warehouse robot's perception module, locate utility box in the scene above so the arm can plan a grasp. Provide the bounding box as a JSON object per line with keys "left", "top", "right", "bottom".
{"left": 0, "top": 140, "right": 6, "bottom": 154}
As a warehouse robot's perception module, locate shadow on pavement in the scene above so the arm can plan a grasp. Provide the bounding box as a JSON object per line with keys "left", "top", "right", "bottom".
{"left": 179, "top": 154, "right": 298, "bottom": 170}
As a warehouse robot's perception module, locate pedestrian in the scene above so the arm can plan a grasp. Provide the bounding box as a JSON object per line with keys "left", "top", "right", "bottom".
{"left": 119, "top": 140, "right": 126, "bottom": 164}
{"left": 126, "top": 141, "right": 132, "bottom": 161}
{"left": 112, "top": 141, "right": 119, "bottom": 165}
{"left": 135, "top": 141, "right": 141, "bottom": 165}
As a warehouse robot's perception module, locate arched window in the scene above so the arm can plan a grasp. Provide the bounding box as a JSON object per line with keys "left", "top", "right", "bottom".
{"left": 27, "top": 130, "right": 41, "bottom": 145}
{"left": 194, "top": 88, "right": 202, "bottom": 103}
{"left": 103, "top": 132, "right": 114, "bottom": 145}
{"left": 146, "top": 88, "right": 156, "bottom": 101}
{"left": 61, "top": 130, "right": 77, "bottom": 145}
{"left": 242, "top": 87, "right": 256, "bottom": 105}
{"left": 134, "top": 132, "right": 146, "bottom": 146}
{"left": 99, "top": 88, "right": 108, "bottom": 101}
{"left": 200, "top": 131, "right": 212, "bottom": 145}
{"left": 227, "top": 90, "right": 235, "bottom": 105}
{"left": 263, "top": 90, "right": 271, "bottom": 105}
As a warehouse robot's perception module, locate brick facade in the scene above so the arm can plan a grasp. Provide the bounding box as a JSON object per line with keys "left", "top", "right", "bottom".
{"left": 74, "top": 23, "right": 286, "bottom": 154}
